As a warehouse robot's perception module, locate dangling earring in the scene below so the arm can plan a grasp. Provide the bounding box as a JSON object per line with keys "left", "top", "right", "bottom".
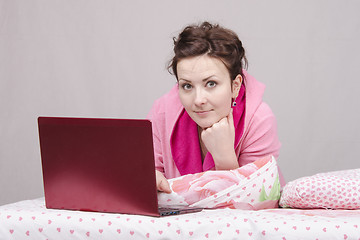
{"left": 232, "top": 99, "right": 237, "bottom": 107}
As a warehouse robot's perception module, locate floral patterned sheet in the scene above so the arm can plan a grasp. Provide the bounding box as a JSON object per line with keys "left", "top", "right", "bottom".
{"left": 158, "top": 155, "right": 280, "bottom": 210}
{"left": 1, "top": 198, "right": 360, "bottom": 240}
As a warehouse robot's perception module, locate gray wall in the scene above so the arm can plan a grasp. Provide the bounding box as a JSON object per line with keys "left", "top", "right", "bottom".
{"left": 1, "top": 0, "right": 359, "bottom": 205}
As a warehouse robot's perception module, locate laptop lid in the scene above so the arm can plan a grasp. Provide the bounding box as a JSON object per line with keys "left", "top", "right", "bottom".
{"left": 38, "top": 117, "right": 160, "bottom": 217}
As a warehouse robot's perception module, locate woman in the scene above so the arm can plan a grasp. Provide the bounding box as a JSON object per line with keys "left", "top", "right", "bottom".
{"left": 148, "top": 22, "right": 283, "bottom": 193}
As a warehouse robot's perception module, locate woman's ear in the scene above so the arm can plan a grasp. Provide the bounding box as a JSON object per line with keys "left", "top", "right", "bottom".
{"left": 232, "top": 74, "right": 242, "bottom": 98}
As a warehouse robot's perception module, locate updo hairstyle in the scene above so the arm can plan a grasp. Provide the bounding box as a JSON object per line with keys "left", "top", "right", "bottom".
{"left": 168, "top": 21, "right": 248, "bottom": 81}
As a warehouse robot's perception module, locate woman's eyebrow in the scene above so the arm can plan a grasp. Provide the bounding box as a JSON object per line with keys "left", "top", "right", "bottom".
{"left": 178, "top": 75, "right": 217, "bottom": 82}
{"left": 178, "top": 78, "right": 191, "bottom": 82}
{"left": 202, "top": 75, "right": 216, "bottom": 82}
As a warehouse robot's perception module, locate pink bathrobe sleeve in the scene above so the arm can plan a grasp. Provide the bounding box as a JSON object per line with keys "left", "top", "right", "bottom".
{"left": 147, "top": 71, "right": 284, "bottom": 185}
{"left": 147, "top": 87, "right": 183, "bottom": 178}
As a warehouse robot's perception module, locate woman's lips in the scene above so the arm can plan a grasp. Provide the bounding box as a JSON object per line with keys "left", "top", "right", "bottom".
{"left": 194, "top": 110, "right": 212, "bottom": 116}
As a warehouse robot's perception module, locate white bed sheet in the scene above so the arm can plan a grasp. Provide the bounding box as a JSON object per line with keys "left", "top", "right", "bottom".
{"left": 1, "top": 198, "right": 360, "bottom": 239}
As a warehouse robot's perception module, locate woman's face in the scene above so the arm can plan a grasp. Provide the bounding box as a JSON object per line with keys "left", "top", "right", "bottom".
{"left": 177, "top": 55, "right": 241, "bottom": 129}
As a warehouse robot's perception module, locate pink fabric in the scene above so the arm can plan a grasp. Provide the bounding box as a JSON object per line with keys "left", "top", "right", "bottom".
{"left": 280, "top": 168, "right": 360, "bottom": 209}
{"left": 170, "top": 84, "right": 246, "bottom": 175}
{"left": 147, "top": 71, "right": 284, "bottom": 185}
{"left": 3, "top": 198, "right": 360, "bottom": 239}
{"left": 158, "top": 155, "right": 280, "bottom": 210}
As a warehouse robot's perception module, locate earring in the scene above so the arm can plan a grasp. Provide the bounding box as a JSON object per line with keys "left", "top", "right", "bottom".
{"left": 232, "top": 100, "right": 237, "bottom": 107}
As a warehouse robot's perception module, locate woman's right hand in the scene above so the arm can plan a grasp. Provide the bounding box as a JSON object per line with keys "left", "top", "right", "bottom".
{"left": 155, "top": 170, "right": 171, "bottom": 193}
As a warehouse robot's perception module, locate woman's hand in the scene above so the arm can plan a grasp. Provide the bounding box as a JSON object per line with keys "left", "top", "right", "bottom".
{"left": 156, "top": 170, "right": 171, "bottom": 193}
{"left": 200, "top": 109, "right": 239, "bottom": 170}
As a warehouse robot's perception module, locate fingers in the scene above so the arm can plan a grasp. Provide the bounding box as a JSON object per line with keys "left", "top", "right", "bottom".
{"left": 206, "top": 109, "right": 234, "bottom": 131}
{"left": 227, "top": 108, "right": 235, "bottom": 129}
{"left": 158, "top": 180, "right": 171, "bottom": 193}
{"left": 155, "top": 170, "right": 171, "bottom": 193}
{"left": 227, "top": 108, "right": 235, "bottom": 131}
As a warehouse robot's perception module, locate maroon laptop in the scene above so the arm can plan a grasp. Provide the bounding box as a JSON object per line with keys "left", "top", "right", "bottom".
{"left": 38, "top": 117, "right": 167, "bottom": 217}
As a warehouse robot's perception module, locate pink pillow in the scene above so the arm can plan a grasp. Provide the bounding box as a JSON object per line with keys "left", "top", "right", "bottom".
{"left": 158, "top": 155, "right": 281, "bottom": 210}
{"left": 280, "top": 168, "right": 360, "bottom": 209}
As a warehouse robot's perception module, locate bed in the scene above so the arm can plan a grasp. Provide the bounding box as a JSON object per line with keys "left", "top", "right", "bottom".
{"left": 1, "top": 158, "right": 359, "bottom": 240}
{"left": 1, "top": 198, "right": 360, "bottom": 239}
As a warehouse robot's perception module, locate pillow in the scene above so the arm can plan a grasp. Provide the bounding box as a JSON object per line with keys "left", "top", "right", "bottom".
{"left": 158, "top": 155, "right": 281, "bottom": 210}
{"left": 280, "top": 168, "right": 360, "bottom": 209}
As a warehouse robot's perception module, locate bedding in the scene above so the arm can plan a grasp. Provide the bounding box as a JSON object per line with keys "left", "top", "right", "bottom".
{"left": 1, "top": 198, "right": 360, "bottom": 240}
{"left": 280, "top": 168, "right": 360, "bottom": 209}
{"left": 158, "top": 155, "right": 280, "bottom": 210}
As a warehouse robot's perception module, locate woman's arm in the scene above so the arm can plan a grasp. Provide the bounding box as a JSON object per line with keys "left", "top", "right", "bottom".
{"left": 200, "top": 109, "right": 240, "bottom": 170}
{"left": 238, "top": 103, "right": 281, "bottom": 164}
{"left": 147, "top": 103, "right": 172, "bottom": 193}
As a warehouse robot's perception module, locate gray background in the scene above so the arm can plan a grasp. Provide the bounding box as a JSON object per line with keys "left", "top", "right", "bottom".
{"left": 1, "top": 0, "right": 359, "bottom": 205}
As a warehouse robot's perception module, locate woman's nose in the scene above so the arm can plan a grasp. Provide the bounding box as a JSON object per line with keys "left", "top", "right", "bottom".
{"left": 194, "top": 88, "right": 207, "bottom": 106}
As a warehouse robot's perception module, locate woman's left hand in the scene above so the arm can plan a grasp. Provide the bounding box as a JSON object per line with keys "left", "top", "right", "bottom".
{"left": 200, "top": 109, "right": 239, "bottom": 170}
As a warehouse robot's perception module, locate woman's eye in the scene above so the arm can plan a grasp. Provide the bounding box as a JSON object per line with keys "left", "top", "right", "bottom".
{"left": 206, "top": 81, "right": 217, "bottom": 88}
{"left": 182, "top": 83, "right": 192, "bottom": 90}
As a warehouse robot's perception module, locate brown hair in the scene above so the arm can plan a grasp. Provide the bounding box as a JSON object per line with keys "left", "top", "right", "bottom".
{"left": 168, "top": 21, "right": 248, "bottom": 81}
